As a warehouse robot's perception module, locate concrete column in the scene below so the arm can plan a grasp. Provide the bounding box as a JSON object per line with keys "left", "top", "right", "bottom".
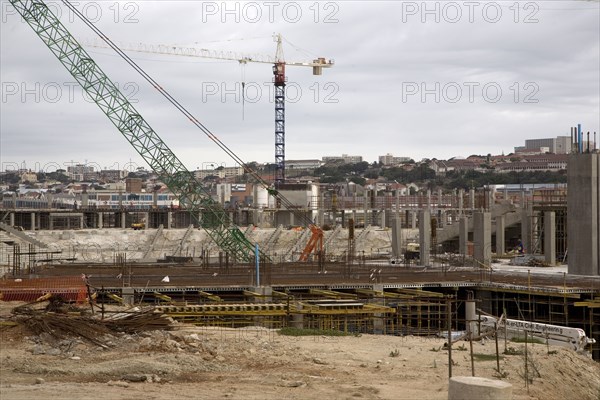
{"left": 503, "top": 189, "right": 508, "bottom": 201}
{"left": 46, "top": 193, "right": 53, "bottom": 209}
{"left": 79, "top": 215, "right": 84, "bottom": 229}
{"left": 473, "top": 212, "right": 491, "bottom": 267}
{"left": 144, "top": 212, "right": 150, "bottom": 230}
{"left": 121, "top": 212, "right": 127, "bottom": 229}
{"left": 352, "top": 210, "right": 357, "bottom": 227}
{"left": 439, "top": 210, "right": 445, "bottom": 227}
{"left": 167, "top": 211, "right": 173, "bottom": 229}
{"left": 544, "top": 211, "right": 556, "bottom": 266}
{"left": 521, "top": 209, "right": 531, "bottom": 254}
{"left": 9, "top": 213, "right": 15, "bottom": 227}
{"left": 395, "top": 190, "right": 400, "bottom": 220}
{"left": 459, "top": 216, "right": 468, "bottom": 256}
{"left": 458, "top": 189, "right": 464, "bottom": 216}
{"left": 372, "top": 283, "right": 385, "bottom": 334}
{"left": 82, "top": 192, "right": 89, "bottom": 208}
{"left": 495, "top": 215, "right": 505, "bottom": 256}
{"left": 437, "top": 188, "right": 442, "bottom": 210}
{"left": 380, "top": 210, "right": 386, "bottom": 228}
{"left": 469, "top": 189, "right": 475, "bottom": 210}
{"left": 410, "top": 211, "right": 417, "bottom": 229}
{"left": 153, "top": 191, "right": 158, "bottom": 208}
{"left": 49, "top": 215, "right": 54, "bottom": 230}
{"left": 427, "top": 189, "right": 431, "bottom": 211}
{"left": 122, "top": 287, "right": 135, "bottom": 306}
{"left": 419, "top": 210, "right": 431, "bottom": 266}
{"left": 30, "top": 212, "right": 35, "bottom": 231}
{"left": 289, "top": 211, "right": 295, "bottom": 227}
{"left": 391, "top": 218, "right": 402, "bottom": 259}
{"left": 363, "top": 191, "right": 368, "bottom": 226}
{"left": 567, "top": 153, "right": 599, "bottom": 275}
{"left": 12, "top": 193, "right": 17, "bottom": 208}
{"left": 98, "top": 212, "right": 103, "bottom": 229}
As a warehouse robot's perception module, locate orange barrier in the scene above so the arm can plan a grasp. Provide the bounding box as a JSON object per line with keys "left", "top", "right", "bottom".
{"left": 0, "top": 276, "right": 88, "bottom": 303}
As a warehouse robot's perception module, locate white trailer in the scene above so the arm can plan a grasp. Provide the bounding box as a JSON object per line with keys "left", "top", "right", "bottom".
{"left": 479, "top": 315, "right": 595, "bottom": 354}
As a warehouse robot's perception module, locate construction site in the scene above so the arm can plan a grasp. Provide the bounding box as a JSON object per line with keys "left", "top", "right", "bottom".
{"left": 2, "top": 1, "right": 600, "bottom": 399}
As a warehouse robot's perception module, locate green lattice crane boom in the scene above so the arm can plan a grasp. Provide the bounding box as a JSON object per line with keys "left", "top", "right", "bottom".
{"left": 9, "top": 0, "right": 257, "bottom": 262}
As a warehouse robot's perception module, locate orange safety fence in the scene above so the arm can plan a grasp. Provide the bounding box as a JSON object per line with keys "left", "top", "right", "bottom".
{"left": 0, "top": 276, "right": 88, "bottom": 303}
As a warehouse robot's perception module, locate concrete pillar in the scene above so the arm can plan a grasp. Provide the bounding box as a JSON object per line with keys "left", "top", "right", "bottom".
{"left": 544, "top": 211, "right": 556, "bottom": 266}
{"left": 153, "top": 191, "right": 158, "bottom": 208}
{"left": 567, "top": 153, "right": 599, "bottom": 275}
{"left": 427, "top": 189, "right": 431, "bottom": 211}
{"left": 469, "top": 189, "right": 475, "bottom": 210}
{"left": 352, "top": 210, "right": 357, "bottom": 227}
{"left": 419, "top": 210, "right": 431, "bottom": 266}
{"left": 372, "top": 283, "right": 385, "bottom": 333}
{"left": 503, "top": 188, "right": 508, "bottom": 201}
{"left": 458, "top": 189, "right": 464, "bottom": 216}
{"left": 391, "top": 218, "right": 402, "bottom": 259}
{"left": 459, "top": 216, "right": 469, "bottom": 256}
{"left": 121, "top": 212, "right": 127, "bottom": 229}
{"left": 82, "top": 192, "right": 89, "bottom": 208}
{"left": 46, "top": 193, "right": 53, "bottom": 209}
{"left": 167, "top": 211, "right": 173, "bottom": 229}
{"left": 410, "top": 211, "right": 417, "bottom": 229}
{"left": 122, "top": 287, "right": 135, "bottom": 306}
{"left": 521, "top": 209, "right": 531, "bottom": 254}
{"left": 289, "top": 211, "right": 295, "bottom": 227}
{"left": 9, "top": 213, "right": 15, "bottom": 227}
{"left": 395, "top": 190, "right": 400, "bottom": 220}
{"left": 98, "top": 212, "right": 103, "bottom": 229}
{"left": 30, "top": 212, "right": 35, "bottom": 231}
{"left": 49, "top": 215, "right": 54, "bottom": 230}
{"left": 437, "top": 188, "right": 442, "bottom": 210}
{"left": 474, "top": 212, "right": 491, "bottom": 267}
{"left": 439, "top": 210, "right": 445, "bottom": 227}
{"left": 79, "top": 215, "right": 84, "bottom": 229}
{"left": 495, "top": 215, "right": 505, "bottom": 256}
{"left": 363, "top": 191, "right": 368, "bottom": 226}
{"left": 12, "top": 192, "right": 17, "bottom": 208}
{"left": 465, "top": 299, "right": 478, "bottom": 336}
{"left": 380, "top": 210, "right": 386, "bottom": 228}
{"left": 252, "top": 209, "right": 260, "bottom": 227}
{"left": 144, "top": 212, "right": 150, "bottom": 230}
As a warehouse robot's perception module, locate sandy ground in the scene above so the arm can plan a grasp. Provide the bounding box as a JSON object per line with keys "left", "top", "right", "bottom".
{"left": 1, "top": 302, "right": 599, "bottom": 400}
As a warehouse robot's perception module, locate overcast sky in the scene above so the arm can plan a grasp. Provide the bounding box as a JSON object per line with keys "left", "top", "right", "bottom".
{"left": 1, "top": 0, "right": 599, "bottom": 173}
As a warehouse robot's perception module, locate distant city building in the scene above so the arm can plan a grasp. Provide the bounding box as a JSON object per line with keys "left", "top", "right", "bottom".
{"left": 286, "top": 159, "right": 322, "bottom": 170}
{"left": 194, "top": 166, "right": 244, "bottom": 180}
{"left": 67, "top": 164, "right": 94, "bottom": 181}
{"left": 378, "top": 153, "right": 411, "bottom": 166}
{"left": 515, "top": 136, "right": 572, "bottom": 154}
{"left": 100, "top": 169, "right": 128, "bottom": 182}
{"left": 125, "top": 178, "right": 143, "bottom": 193}
{"left": 322, "top": 154, "right": 363, "bottom": 164}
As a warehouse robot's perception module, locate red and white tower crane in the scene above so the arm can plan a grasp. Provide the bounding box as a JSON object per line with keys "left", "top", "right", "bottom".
{"left": 86, "top": 34, "right": 334, "bottom": 187}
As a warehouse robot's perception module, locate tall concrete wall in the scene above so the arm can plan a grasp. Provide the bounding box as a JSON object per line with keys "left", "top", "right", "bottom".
{"left": 567, "top": 153, "right": 599, "bottom": 275}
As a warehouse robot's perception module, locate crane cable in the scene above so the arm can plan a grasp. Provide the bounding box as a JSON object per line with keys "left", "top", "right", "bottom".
{"left": 61, "top": 0, "right": 314, "bottom": 228}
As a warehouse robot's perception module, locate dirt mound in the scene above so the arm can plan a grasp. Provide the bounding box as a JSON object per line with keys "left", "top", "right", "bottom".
{"left": 1, "top": 311, "right": 599, "bottom": 400}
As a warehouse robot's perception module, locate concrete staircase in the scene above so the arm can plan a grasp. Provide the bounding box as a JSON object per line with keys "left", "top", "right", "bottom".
{"left": 0, "top": 222, "right": 48, "bottom": 248}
